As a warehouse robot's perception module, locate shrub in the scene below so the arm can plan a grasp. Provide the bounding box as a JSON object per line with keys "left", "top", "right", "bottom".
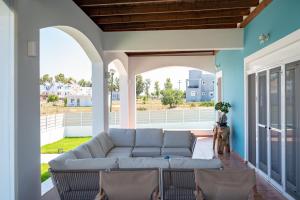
{"left": 137, "top": 107, "right": 147, "bottom": 111}
{"left": 47, "top": 94, "right": 59, "bottom": 103}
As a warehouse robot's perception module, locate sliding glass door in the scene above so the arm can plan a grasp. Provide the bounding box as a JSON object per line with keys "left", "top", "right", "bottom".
{"left": 248, "top": 74, "right": 256, "bottom": 167}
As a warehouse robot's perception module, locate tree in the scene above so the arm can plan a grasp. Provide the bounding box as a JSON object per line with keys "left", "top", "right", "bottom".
{"left": 114, "top": 77, "right": 120, "bottom": 92}
{"left": 40, "top": 74, "right": 53, "bottom": 85}
{"left": 47, "top": 94, "right": 59, "bottom": 103}
{"left": 144, "top": 79, "right": 151, "bottom": 99}
{"left": 136, "top": 75, "right": 145, "bottom": 98}
{"left": 160, "top": 89, "right": 184, "bottom": 108}
{"left": 164, "top": 78, "right": 173, "bottom": 90}
{"left": 154, "top": 81, "right": 160, "bottom": 98}
{"left": 78, "top": 79, "right": 86, "bottom": 87}
{"left": 55, "top": 73, "right": 66, "bottom": 83}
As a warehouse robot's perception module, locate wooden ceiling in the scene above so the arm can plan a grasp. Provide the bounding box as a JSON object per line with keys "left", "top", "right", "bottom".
{"left": 73, "top": 0, "right": 265, "bottom": 32}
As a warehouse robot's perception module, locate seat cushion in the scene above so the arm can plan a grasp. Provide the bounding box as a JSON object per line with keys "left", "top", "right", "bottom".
{"left": 161, "top": 148, "right": 192, "bottom": 157}
{"left": 132, "top": 147, "right": 161, "bottom": 157}
{"left": 109, "top": 147, "right": 133, "bottom": 154}
{"left": 135, "top": 128, "right": 163, "bottom": 147}
{"left": 118, "top": 157, "right": 169, "bottom": 169}
{"left": 65, "top": 158, "right": 118, "bottom": 170}
{"left": 169, "top": 158, "right": 222, "bottom": 169}
{"left": 96, "top": 132, "right": 114, "bottom": 155}
{"left": 48, "top": 151, "right": 77, "bottom": 170}
{"left": 86, "top": 138, "right": 106, "bottom": 158}
{"left": 108, "top": 128, "right": 135, "bottom": 147}
{"left": 163, "top": 130, "right": 192, "bottom": 148}
{"left": 106, "top": 151, "right": 132, "bottom": 158}
{"left": 73, "top": 144, "right": 93, "bottom": 159}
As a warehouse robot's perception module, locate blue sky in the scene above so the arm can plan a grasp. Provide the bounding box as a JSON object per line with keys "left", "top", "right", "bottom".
{"left": 40, "top": 27, "right": 92, "bottom": 81}
{"left": 40, "top": 27, "right": 210, "bottom": 90}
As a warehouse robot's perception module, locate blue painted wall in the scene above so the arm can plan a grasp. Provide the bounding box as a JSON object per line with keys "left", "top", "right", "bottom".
{"left": 216, "top": 0, "right": 300, "bottom": 158}
{"left": 215, "top": 51, "right": 245, "bottom": 157}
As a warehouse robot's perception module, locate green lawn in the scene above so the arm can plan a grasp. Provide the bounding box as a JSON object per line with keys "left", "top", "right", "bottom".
{"left": 41, "top": 137, "right": 91, "bottom": 154}
{"left": 41, "top": 163, "right": 50, "bottom": 182}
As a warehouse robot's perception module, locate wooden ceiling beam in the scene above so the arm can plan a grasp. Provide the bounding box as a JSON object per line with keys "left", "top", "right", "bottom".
{"left": 100, "top": 16, "right": 242, "bottom": 31}
{"left": 84, "top": 0, "right": 259, "bottom": 16}
{"left": 101, "top": 23, "right": 238, "bottom": 32}
{"left": 239, "top": 0, "right": 272, "bottom": 28}
{"left": 74, "top": 0, "right": 168, "bottom": 6}
{"left": 94, "top": 8, "right": 250, "bottom": 24}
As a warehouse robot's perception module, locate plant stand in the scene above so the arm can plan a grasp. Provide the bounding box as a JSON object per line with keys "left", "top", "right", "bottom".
{"left": 213, "top": 124, "right": 230, "bottom": 154}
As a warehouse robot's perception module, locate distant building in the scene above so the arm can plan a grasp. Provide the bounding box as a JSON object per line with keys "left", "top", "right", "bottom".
{"left": 67, "top": 95, "right": 92, "bottom": 107}
{"left": 185, "top": 70, "right": 215, "bottom": 102}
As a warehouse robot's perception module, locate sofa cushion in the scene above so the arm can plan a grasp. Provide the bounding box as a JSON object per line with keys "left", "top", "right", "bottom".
{"left": 118, "top": 157, "right": 169, "bottom": 169}
{"left": 132, "top": 147, "right": 161, "bottom": 157}
{"left": 135, "top": 128, "right": 163, "bottom": 147}
{"left": 161, "top": 148, "right": 192, "bottom": 157}
{"left": 73, "top": 144, "right": 93, "bottom": 159}
{"left": 48, "top": 151, "right": 77, "bottom": 170}
{"left": 169, "top": 158, "right": 222, "bottom": 169}
{"left": 65, "top": 158, "right": 118, "bottom": 170}
{"left": 108, "top": 128, "right": 135, "bottom": 147}
{"left": 109, "top": 147, "right": 133, "bottom": 154}
{"left": 163, "top": 130, "right": 192, "bottom": 148}
{"left": 106, "top": 152, "right": 132, "bottom": 158}
{"left": 86, "top": 138, "right": 106, "bottom": 158}
{"left": 96, "top": 132, "right": 114, "bottom": 155}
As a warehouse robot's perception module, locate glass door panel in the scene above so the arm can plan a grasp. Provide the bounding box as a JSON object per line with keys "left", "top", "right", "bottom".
{"left": 269, "top": 67, "right": 282, "bottom": 184}
{"left": 258, "top": 71, "right": 268, "bottom": 173}
{"left": 285, "top": 61, "right": 300, "bottom": 199}
{"left": 248, "top": 74, "right": 256, "bottom": 166}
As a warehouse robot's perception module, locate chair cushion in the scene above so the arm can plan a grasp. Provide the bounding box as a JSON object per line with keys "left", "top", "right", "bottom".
{"left": 86, "top": 138, "right": 106, "bottom": 158}
{"left": 96, "top": 132, "right": 114, "bottom": 155}
{"left": 163, "top": 130, "right": 192, "bottom": 148}
{"left": 65, "top": 158, "right": 118, "bottom": 170}
{"left": 48, "top": 151, "right": 77, "bottom": 170}
{"left": 73, "top": 144, "right": 93, "bottom": 159}
{"left": 135, "top": 128, "right": 163, "bottom": 147}
{"left": 161, "top": 148, "right": 192, "bottom": 157}
{"left": 108, "top": 128, "right": 135, "bottom": 147}
{"left": 132, "top": 147, "right": 161, "bottom": 157}
{"left": 118, "top": 157, "right": 169, "bottom": 169}
{"left": 169, "top": 158, "right": 222, "bottom": 169}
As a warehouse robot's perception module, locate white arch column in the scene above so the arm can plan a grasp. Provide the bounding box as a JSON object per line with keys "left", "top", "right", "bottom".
{"left": 128, "top": 69, "right": 136, "bottom": 128}
{"left": 92, "top": 62, "right": 106, "bottom": 135}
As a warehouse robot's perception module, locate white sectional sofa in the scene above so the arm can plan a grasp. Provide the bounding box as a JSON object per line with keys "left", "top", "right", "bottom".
{"left": 50, "top": 128, "right": 202, "bottom": 170}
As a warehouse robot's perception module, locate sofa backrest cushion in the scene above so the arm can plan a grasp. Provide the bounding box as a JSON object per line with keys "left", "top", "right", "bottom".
{"left": 96, "top": 132, "right": 114, "bottom": 155}
{"left": 73, "top": 144, "right": 93, "bottom": 159}
{"left": 86, "top": 138, "right": 106, "bottom": 158}
{"left": 48, "top": 151, "right": 77, "bottom": 170}
{"left": 118, "top": 157, "right": 169, "bottom": 169}
{"left": 163, "top": 130, "right": 192, "bottom": 148}
{"left": 135, "top": 128, "right": 163, "bottom": 147}
{"left": 108, "top": 128, "right": 135, "bottom": 147}
{"left": 65, "top": 158, "right": 118, "bottom": 170}
{"left": 169, "top": 158, "right": 222, "bottom": 169}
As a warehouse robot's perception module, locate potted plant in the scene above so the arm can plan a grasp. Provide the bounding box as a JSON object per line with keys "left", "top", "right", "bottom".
{"left": 215, "top": 101, "right": 232, "bottom": 126}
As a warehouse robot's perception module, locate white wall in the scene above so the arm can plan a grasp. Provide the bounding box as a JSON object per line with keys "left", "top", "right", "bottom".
{"left": 14, "top": 1, "right": 105, "bottom": 199}
{"left": 0, "top": 1, "right": 15, "bottom": 199}
{"left": 103, "top": 29, "right": 243, "bottom": 51}
{"left": 64, "top": 126, "right": 93, "bottom": 137}
{"left": 40, "top": 128, "right": 65, "bottom": 146}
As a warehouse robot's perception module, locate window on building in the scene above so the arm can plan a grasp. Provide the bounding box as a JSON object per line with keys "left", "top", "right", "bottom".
{"left": 191, "top": 91, "right": 196, "bottom": 96}
{"left": 202, "top": 92, "right": 206, "bottom": 96}
{"left": 210, "top": 92, "right": 214, "bottom": 97}
{"left": 202, "top": 81, "right": 206, "bottom": 85}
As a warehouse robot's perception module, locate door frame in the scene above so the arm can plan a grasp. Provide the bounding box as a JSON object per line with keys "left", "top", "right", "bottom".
{"left": 244, "top": 28, "right": 300, "bottom": 200}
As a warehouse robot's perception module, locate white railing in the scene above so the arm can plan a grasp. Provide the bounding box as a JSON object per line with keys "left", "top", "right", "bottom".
{"left": 40, "top": 107, "right": 215, "bottom": 133}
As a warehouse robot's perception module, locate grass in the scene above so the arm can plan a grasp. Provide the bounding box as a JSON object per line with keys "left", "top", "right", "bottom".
{"left": 41, "top": 137, "right": 91, "bottom": 154}
{"left": 41, "top": 163, "right": 50, "bottom": 182}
